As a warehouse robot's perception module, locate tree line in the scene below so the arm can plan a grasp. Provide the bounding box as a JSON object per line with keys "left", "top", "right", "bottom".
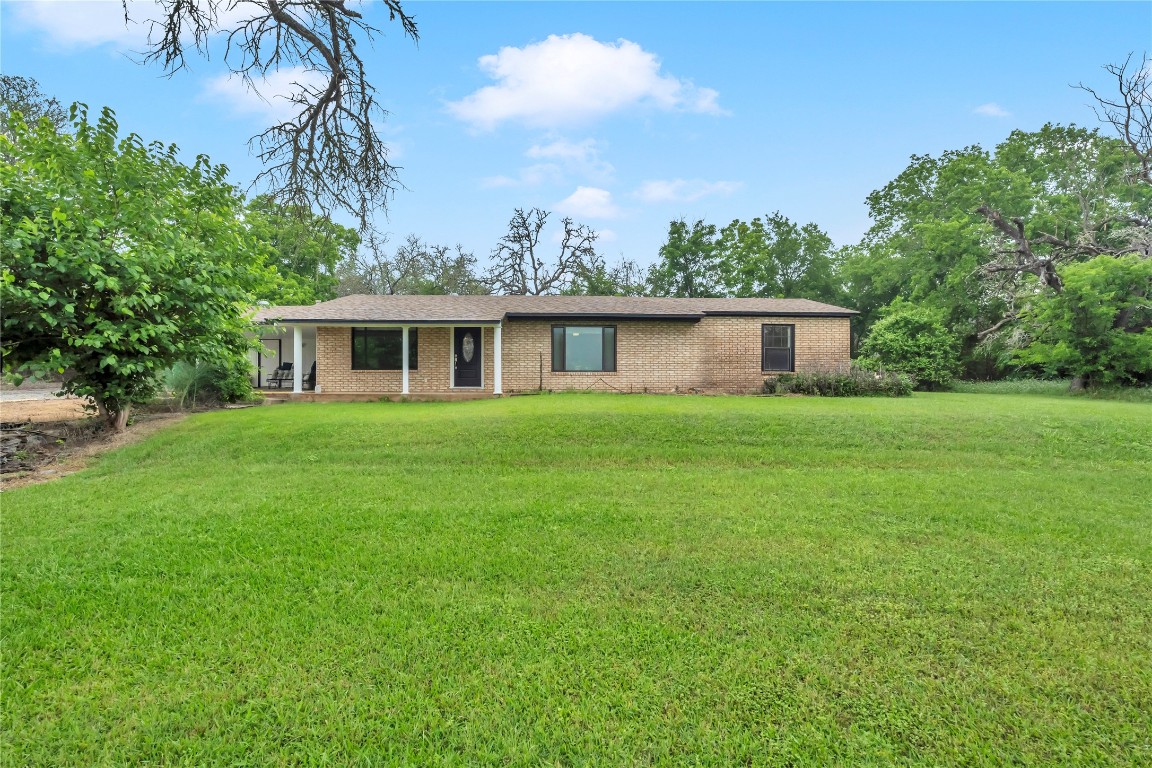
{"left": 2, "top": 52, "right": 1149, "bottom": 431}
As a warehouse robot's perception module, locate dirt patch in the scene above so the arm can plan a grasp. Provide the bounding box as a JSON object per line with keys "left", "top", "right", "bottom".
{"left": 0, "top": 397, "right": 90, "bottom": 423}
{"left": 0, "top": 413, "right": 186, "bottom": 491}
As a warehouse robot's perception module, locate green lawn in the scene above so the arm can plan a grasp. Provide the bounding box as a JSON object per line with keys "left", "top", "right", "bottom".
{"left": 3, "top": 394, "right": 1150, "bottom": 766}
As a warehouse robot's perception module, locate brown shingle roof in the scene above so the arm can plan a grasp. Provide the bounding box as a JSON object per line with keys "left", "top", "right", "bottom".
{"left": 253, "top": 294, "right": 858, "bottom": 324}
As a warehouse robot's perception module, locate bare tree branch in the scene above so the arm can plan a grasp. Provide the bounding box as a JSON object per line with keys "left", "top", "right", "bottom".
{"left": 975, "top": 312, "right": 1018, "bottom": 341}
{"left": 1, "top": 75, "right": 69, "bottom": 137}
{"left": 341, "top": 231, "right": 421, "bottom": 295}
{"left": 976, "top": 205, "right": 1065, "bottom": 292}
{"left": 135, "top": 0, "right": 418, "bottom": 227}
{"left": 1076, "top": 52, "right": 1152, "bottom": 184}
{"left": 487, "top": 208, "right": 599, "bottom": 295}
{"left": 337, "top": 232, "right": 487, "bottom": 296}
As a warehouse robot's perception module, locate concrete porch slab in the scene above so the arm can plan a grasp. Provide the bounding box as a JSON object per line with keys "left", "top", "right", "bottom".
{"left": 258, "top": 391, "right": 499, "bottom": 404}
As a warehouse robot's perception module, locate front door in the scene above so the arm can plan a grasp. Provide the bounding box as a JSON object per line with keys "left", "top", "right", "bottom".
{"left": 454, "top": 327, "right": 483, "bottom": 388}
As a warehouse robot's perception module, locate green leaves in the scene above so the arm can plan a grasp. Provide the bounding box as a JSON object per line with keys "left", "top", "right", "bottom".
{"left": 1015, "top": 256, "right": 1152, "bottom": 386}
{"left": 650, "top": 214, "right": 842, "bottom": 304}
{"left": 851, "top": 121, "right": 1152, "bottom": 382}
{"left": 649, "top": 218, "right": 721, "bottom": 298}
{"left": 858, "top": 303, "right": 961, "bottom": 390}
{"left": 245, "top": 194, "right": 358, "bottom": 304}
{"left": 1, "top": 105, "right": 265, "bottom": 426}
{"left": 717, "top": 213, "right": 841, "bottom": 304}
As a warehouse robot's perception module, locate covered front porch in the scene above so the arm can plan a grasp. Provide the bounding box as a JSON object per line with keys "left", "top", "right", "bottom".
{"left": 251, "top": 322, "right": 505, "bottom": 396}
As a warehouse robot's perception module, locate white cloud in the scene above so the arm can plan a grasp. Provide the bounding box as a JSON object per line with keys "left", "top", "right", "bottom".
{"left": 633, "top": 179, "right": 741, "bottom": 204}
{"left": 528, "top": 138, "right": 596, "bottom": 162}
{"left": 556, "top": 186, "right": 621, "bottom": 220}
{"left": 11, "top": 0, "right": 154, "bottom": 49}
{"left": 481, "top": 164, "right": 561, "bottom": 189}
{"left": 527, "top": 138, "right": 614, "bottom": 178}
{"left": 482, "top": 137, "right": 614, "bottom": 189}
{"left": 596, "top": 228, "right": 618, "bottom": 243}
{"left": 974, "top": 102, "right": 1011, "bottom": 118}
{"left": 11, "top": 0, "right": 254, "bottom": 51}
{"left": 446, "top": 33, "right": 725, "bottom": 130}
{"left": 201, "top": 67, "right": 328, "bottom": 122}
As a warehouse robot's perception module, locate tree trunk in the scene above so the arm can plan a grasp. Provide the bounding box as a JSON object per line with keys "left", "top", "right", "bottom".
{"left": 1069, "top": 375, "right": 1088, "bottom": 392}
{"left": 95, "top": 396, "right": 130, "bottom": 432}
{"left": 112, "top": 406, "right": 130, "bottom": 432}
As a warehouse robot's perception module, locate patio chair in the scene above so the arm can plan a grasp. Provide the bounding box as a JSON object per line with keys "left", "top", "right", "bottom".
{"left": 267, "top": 362, "right": 293, "bottom": 388}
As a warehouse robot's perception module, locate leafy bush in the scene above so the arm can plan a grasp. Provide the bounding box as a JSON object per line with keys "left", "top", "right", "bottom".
{"left": 769, "top": 368, "right": 914, "bottom": 397}
{"left": 165, "top": 359, "right": 256, "bottom": 409}
{"left": 1014, "top": 255, "right": 1152, "bottom": 388}
{"left": 858, "top": 302, "right": 960, "bottom": 390}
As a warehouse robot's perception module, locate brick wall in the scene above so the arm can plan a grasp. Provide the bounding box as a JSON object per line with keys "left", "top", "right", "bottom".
{"left": 314, "top": 316, "right": 851, "bottom": 395}
{"left": 500, "top": 316, "right": 851, "bottom": 394}
{"left": 315, "top": 325, "right": 496, "bottom": 394}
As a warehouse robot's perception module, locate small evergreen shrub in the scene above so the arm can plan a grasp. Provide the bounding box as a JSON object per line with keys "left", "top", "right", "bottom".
{"left": 769, "top": 368, "right": 914, "bottom": 397}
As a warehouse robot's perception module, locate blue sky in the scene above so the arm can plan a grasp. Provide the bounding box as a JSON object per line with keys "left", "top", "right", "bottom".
{"left": 3, "top": 1, "right": 1149, "bottom": 270}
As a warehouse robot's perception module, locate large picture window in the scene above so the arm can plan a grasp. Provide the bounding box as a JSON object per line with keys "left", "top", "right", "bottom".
{"left": 551, "top": 325, "right": 617, "bottom": 372}
{"left": 762, "top": 324, "right": 794, "bottom": 372}
{"left": 352, "top": 328, "right": 418, "bottom": 370}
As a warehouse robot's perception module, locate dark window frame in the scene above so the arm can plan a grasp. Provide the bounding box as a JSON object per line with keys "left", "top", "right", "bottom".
{"left": 351, "top": 327, "right": 418, "bottom": 371}
{"left": 551, "top": 324, "right": 618, "bottom": 373}
{"left": 761, "top": 323, "right": 795, "bottom": 373}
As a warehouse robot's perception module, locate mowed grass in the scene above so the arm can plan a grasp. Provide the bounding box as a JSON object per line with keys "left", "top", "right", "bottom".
{"left": 3, "top": 394, "right": 1151, "bottom": 766}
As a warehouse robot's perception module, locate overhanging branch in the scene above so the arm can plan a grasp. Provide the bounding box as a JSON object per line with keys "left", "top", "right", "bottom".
{"left": 136, "top": 0, "right": 418, "bottom": 226}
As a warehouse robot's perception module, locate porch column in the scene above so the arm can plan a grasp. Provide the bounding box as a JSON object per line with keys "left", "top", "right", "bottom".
{"left": 493, "top": 322, "right": 503, "bottom": 395}
{"left": 292, "top": 325, "right": 303, "bottom": 394}
{"left": 401, "top": 325, "right": 410, "bottom": 395}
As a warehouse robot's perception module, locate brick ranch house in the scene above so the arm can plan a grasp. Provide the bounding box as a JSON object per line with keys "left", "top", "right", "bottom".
{"left": 250, "top": 294, "right": 857, "bottom": 398}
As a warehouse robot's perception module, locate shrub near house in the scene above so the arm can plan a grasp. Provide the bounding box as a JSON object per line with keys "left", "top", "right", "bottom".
{"left": 857, "top": 304, "right": 960, "bottom": 390}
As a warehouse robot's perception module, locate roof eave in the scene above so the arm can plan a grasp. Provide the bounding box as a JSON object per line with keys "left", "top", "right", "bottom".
{"left": 256, "top": 318, "right": 502, "bottom": 325}
{"left": 702, "top": 310, "right": 859, "bottom": 317}
{"left": 504, "top": 312, "right": 703, "bottom": 322}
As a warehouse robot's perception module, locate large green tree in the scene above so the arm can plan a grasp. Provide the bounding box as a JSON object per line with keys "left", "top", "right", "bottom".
{"left": 716, "top": 213, "right": 842, "bottom": 303}
{"left": 854, "top": 144, "right": 1021, "bottom": 335}
{"left": 246, "top": 195, "right": 359, "bottom": 304}
{"left": 973, "top": 56, "right": 1152, "bottom": 386}
{"left": 648, "top": 218, "right": 722, "bottom": 297}
{"left": 849, "top": 119, "right": 1150, "bottom": 378}
{"left": 1, "top": 106, "right": 268, "bottom": 429}
{"left": 1012, "top": 255, "right": 1152, "bottom": 387}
